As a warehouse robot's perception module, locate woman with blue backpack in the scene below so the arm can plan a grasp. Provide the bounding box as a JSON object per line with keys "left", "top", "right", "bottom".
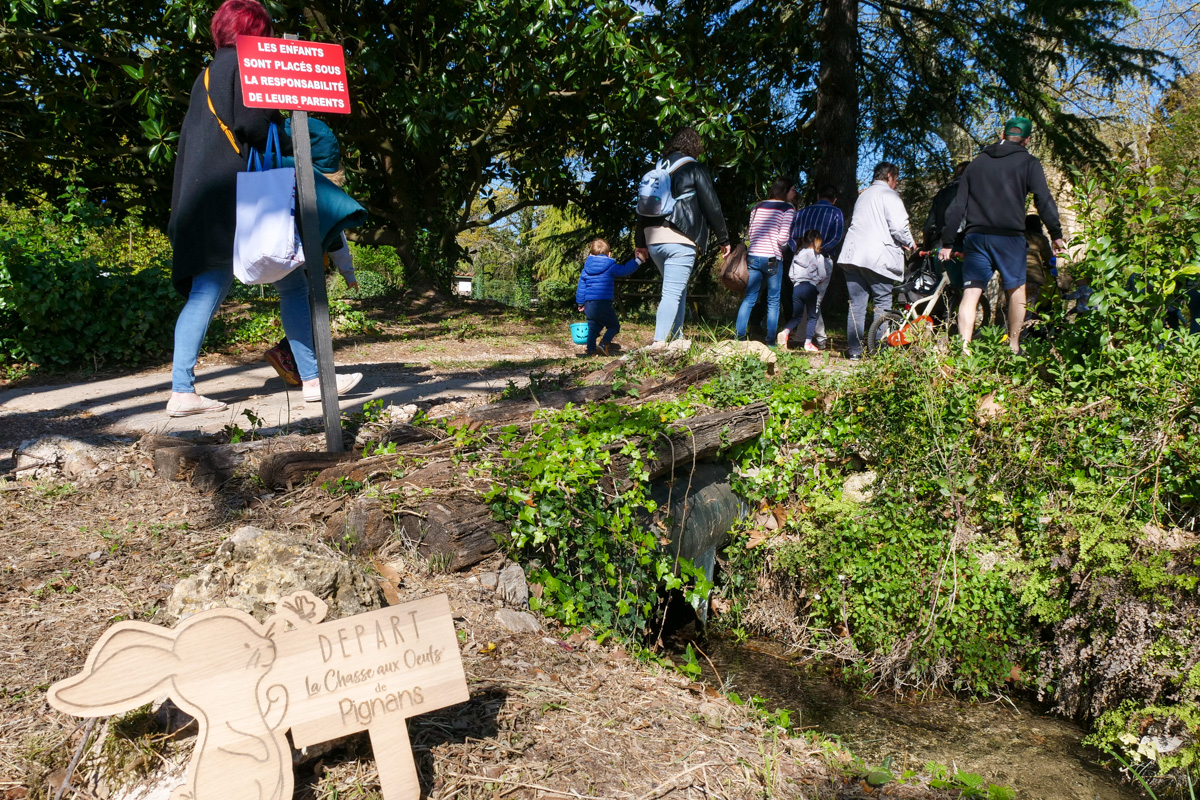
{"left": 634, "top": 128, "right": 730, "bottom": 346}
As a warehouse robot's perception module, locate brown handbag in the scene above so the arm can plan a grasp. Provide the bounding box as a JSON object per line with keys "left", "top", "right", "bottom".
{"left": 719, "top": 242, "right": 749, "bottom": 293}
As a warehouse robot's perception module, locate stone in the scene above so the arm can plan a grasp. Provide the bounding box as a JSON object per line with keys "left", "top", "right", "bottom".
{"left": 842, "top": 471, "right": 877, "bottom": 504}
{"left": 494, "top": 608, "right": 542, "bottom": 634}
{"left": 703, "top": 340, "right": 777, "bottom": 369}
{"left": 478, "top": 571, "right": 499, "bottom": 591}
{"left": 14, "top": 435, "right": 132, "bottom": 480}
{"left": 164, "top": 526, "right": 384, "bottom": 625}
{"left": 498, "top": 563, "right": 529, "bottom": 607}
{"left": 353, "top": 403, "right": 420, "bottom": 448}
{"left": 698, "top": 701, "right": 723, "bottom": 729}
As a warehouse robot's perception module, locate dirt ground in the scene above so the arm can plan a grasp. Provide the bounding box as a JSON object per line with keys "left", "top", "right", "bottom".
{"left": 0, "top": 431, "right": 951, "bottom": 800}
{"left": 0, "top": 296, "right": 928, "bottom": 800}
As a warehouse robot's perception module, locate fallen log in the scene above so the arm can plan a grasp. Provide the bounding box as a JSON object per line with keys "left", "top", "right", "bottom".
{"left": 465, "top": 384, "right": 614, "bottom": 425}
{"left": 397, "top": 498, "right": 504, "bottom": 571}
{"left": 152, "top": 436, "right": 310, "bottom": 491}
{"left": 259, "top": 451, "right": 357, "bottom": 491}
{"left": 617, "top": 362, "right": 719, "bottom": 405}
{"left": 608, "top": 401, "right": 769, "bottom": 492}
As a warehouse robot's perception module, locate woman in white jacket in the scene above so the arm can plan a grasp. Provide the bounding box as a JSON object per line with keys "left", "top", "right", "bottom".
{"left": 837, "top": 162, "right": 915, "bottom": 359}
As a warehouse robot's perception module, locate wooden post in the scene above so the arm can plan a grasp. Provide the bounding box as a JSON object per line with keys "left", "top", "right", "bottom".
{"left": 285, "top": 34, "right": 343, "bottom": 453}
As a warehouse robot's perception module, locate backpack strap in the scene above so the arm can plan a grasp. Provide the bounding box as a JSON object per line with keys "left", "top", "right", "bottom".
{"left": 665, "top": 156, "right": 695, "bottom": 173}
{"left": 204, "top": 67, "right": 241, "bottom": 155}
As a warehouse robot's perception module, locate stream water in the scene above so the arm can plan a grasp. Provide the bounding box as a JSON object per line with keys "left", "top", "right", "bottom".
{"left": 694, "top": 638, "right": 1144, "bottom": 800}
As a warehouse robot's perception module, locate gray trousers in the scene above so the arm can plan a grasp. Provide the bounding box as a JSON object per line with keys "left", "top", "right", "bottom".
{"left": 843, "top": 263, "right": 895, "bottom": 356}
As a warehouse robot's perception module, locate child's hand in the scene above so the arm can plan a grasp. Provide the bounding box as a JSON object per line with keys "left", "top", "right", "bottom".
{"left": 577, "top": 305, "right": 585, "bottom": 313}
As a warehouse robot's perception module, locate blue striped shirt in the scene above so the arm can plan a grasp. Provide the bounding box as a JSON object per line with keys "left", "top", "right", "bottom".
{"left": 790, "top": 200, "right": 845, "bottom": 257}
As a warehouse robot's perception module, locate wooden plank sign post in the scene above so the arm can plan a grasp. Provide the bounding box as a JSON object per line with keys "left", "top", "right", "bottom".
{"left": 236, "top": 34, "right": 352, "bottom": 453}
{"left": 48, "top": 592, "right": 469, "bottom": 800}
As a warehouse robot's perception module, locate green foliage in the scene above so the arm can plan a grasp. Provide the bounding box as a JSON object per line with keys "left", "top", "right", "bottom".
{"left": 531, "top": 204, "right": 591, "bottom": 283}
{"left": 0, "top": 194, "right": 181, "bottom": 368}
{"left": 925, "top": 763, "right": 1015, "bottom": 799}
{"left": 1067, "top": 161, "right": 1200, "bottom": 346}
{"left": 486, "top": 401, "right": 712, "bottom": 637}
{"left": 347, "top": 243, "right": 405, "bottom": 289}
{"left": 535, "top": 278, "right": 576, "bottom": 313}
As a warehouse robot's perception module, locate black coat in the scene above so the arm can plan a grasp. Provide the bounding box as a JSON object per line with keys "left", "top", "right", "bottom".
{"left": 168, "top": 47, "right": 286, "bottom": 295}
{"left": 635, "top": 152, "right": 729, "bottom": 255}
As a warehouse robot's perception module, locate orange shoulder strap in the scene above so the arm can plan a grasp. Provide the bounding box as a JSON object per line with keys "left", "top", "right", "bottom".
{"left": 204, "top": 67, "right": 240, "bottom": 155}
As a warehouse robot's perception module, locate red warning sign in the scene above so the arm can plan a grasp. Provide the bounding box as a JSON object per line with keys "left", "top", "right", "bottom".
{"left": 235, "top": 35, "right": 351, "bottom": 114}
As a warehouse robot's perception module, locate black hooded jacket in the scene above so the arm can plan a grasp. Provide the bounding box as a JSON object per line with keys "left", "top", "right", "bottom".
{"left": 942, "top": 141, "right": 1063, "bottom": 241}
{"left": 635, "top": 152, "right": 730, "bottom": 255}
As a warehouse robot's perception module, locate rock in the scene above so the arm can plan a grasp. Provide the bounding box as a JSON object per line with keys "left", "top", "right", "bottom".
{"left": 698, "top": 701, "right": 723, "bottom": 729}
{"left": 703, "top": 340, "right": 777, "bottom": 370}
{"left": 842, "top": 471, "right": 877, "bottom": 503}
{"left": 14, "top": 435, "right": 132, "bottom": 480}
{"left": 976, "top": 391, "right": 1004, "bottom": 425}
{"left": 353, "top": 403, "right": 421, "bottom": 448}
{"left": 103, "top": 761, "right": 187, "bottom": 800}
{"left": 478, "top": 571, "right": 499, "bottom": 591}
{"left": 164, "top": 526, "right": 384, "bottom": 625}
{"left": 499, "top": 563, "right": 529, "bottom": 607}
{"left": 494, "top": 608, "right": 542, "bottom": 634}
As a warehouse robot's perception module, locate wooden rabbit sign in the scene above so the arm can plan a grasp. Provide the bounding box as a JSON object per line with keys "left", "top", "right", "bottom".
{"left": 49, "top": 591, "right": 469, "bottom": 800}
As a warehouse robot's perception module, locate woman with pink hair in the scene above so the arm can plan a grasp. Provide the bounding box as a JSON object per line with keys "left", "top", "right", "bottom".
{"left": 165, "top": 0, "right": 361, "bottom": 416}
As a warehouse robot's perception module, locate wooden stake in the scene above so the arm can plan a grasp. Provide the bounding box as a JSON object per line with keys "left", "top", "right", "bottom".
{"left": 286, "top": 33, "right": 343, "bottom": 454}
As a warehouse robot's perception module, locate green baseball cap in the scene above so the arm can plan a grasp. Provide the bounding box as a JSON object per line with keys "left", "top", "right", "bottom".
{"left": 1004, "top": 116, "right": 1033, "bottom": 138}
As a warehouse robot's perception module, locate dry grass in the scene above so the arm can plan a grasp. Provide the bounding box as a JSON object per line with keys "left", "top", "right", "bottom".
{"left": 0, "top": 437, "right": 951, "bottom": 800}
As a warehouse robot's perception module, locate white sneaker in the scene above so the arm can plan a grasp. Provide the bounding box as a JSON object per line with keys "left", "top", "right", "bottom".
{"left": 804, "top": 340, "right": 820, "bottom": 353}
{"left": 776, "top": 330, "right": 790, "bottom": 349}
{"left": 165, "top": 393, "right": 228, "bottom": 417}
{"left": 302, "top": 372, "right": 363, "bottom": 403}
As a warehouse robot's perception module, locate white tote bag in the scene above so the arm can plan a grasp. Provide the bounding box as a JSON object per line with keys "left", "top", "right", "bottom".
{"left": 233, "top": 124, "right": 306, "bottom": 285}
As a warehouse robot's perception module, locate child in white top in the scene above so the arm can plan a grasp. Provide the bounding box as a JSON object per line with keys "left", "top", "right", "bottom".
{"left": 778, "top": 229, "right": 828, "bottom": 352}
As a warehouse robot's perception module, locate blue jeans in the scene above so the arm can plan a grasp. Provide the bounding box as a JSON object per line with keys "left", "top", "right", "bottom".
{"left": 843, "top": 263, "right": 895, "bottom": 357}
{"left": 783, "top": 281, "right": 820, "bottom": 341}
{"left": 649, "top": 242, "right": 696, "bottom": 341}
{"left": 584, "top": 299, "right": 620, "bottom": 351}
{"left": 171, "top": 266, "right": 319, "bottom": 392}
{"left": 736, "top": 256, "right": 782, "bottom": 342}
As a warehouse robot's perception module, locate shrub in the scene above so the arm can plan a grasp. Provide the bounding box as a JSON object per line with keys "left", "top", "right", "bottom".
{"left": 536, "top": 278, "right": 575, "bottom": 312}
{"left": 0, "top": 195, "right": 181, "bottom": 368}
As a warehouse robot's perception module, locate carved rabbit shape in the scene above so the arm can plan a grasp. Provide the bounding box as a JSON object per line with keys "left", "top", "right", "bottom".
{"left": 50, "top": 611, "right": 291, "bottom": 800}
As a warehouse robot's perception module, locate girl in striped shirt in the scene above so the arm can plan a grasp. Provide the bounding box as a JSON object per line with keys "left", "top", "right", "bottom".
{"left": 735, "top": 178, "right": 796, "bottom": 344}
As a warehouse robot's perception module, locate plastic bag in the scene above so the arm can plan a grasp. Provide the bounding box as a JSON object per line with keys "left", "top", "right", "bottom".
{"left": 233, "top": 124, "right": 305, "bottom": 285}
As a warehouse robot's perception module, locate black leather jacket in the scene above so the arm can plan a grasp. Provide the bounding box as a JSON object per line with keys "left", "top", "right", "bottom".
{"left": 635, "top": 152, "right": 729, "bottom": 255}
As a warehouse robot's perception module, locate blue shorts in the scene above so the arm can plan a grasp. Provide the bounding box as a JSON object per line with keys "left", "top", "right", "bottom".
{"left": 962, "top": 232, "right": 1027, "bottom": 290}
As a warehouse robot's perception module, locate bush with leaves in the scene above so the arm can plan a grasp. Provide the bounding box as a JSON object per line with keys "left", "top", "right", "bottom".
{"left": 0, "top": 193, "right": 180, "bottom": 369}
{"left": 486, "top": 401, "right": 713, "bottom": 637}
{"left": 1067, "top": 161, "right": 1200, "bottom": 346}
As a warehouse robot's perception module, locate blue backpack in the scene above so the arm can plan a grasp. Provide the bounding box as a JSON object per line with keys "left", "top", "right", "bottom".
{"left": 636, "top": 156, "right": 695, "bottom": 217}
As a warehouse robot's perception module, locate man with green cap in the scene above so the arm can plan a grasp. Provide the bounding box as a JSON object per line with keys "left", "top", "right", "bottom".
{"left": 939, "top": 116, "right": 1065, "bottom": 354}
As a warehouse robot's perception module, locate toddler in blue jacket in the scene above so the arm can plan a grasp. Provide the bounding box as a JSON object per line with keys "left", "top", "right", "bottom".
{"left": 575, "top": 239, "right": 643, "bottom": 355}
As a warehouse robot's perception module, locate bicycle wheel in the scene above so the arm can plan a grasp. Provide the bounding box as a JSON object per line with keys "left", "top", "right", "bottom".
{"left": 945, "top": 290, "right": 991, "bottom": 333}
{"left": 866, "top": 312, "right": 903, "bottom": 355}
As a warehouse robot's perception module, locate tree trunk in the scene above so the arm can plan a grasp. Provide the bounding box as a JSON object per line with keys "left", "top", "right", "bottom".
{"left": 812, "top": 0, "right": 859, "bottom": 222}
